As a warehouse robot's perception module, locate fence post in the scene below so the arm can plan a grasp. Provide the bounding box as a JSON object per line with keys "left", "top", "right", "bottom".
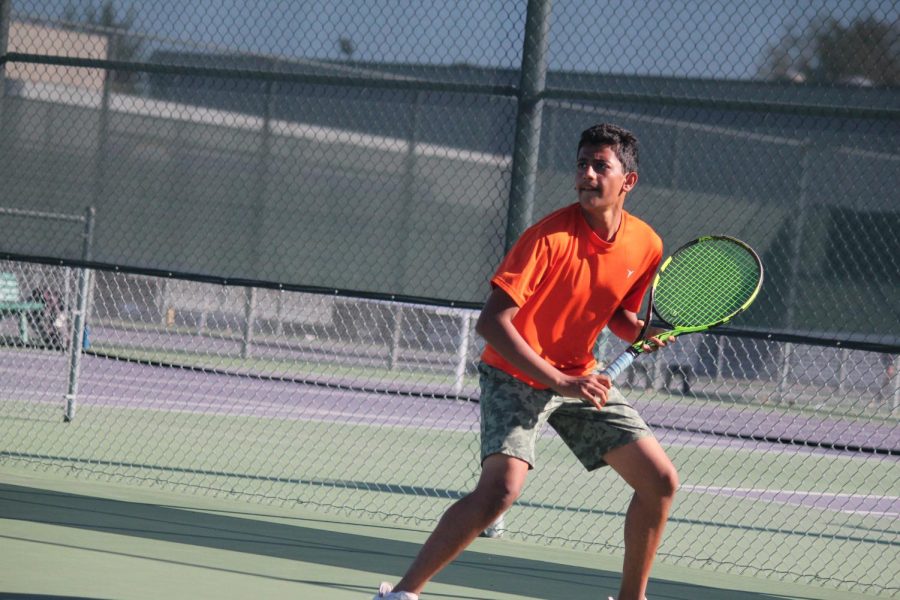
{"left": 715, "top": 336, "right": 725, "bottom": 382}
{"left": 0, "top": 0, "right": 10, "bottom": 83}
{"left": 0, "top": 0, "right": 10, "bottom": 147}
{"left": 93, "top": 33, "right": 112, "bottom": 214}
{"left": 777, "top": 139, "right": 810, "bottom": 404}
{"left": 240, "top": 286, "right": 257, "bottom": 359}
{"left": 892, "top": 355, "right": 899, "bottom": 413}
{"left": 64, "top": 206, "right": 96, "bottom": 422}
{"left": 504, "top": 0, "right": 552, "bottom": 252}
{"left": 453, "top": 311, "right": 472, "bottom": 395}
{"left": 241, "top": 67, "right": 275, "bottom": 360}
{"left": 159, "top": 278, "right": 170, "bottom": 326}
{"left": 389, "top": 92, "right": 422, "bottom": 370}
{"left": 837, "top": 347, "right": 848, "bottom": 396}
{"left": 275, "top": 289, "right": 285, "bottom": 337}
{"left": 398, "top": 90, "right": 420, "bottom": 290}
{"left": 389, "top": 305, "right": 404, "bottom": 371}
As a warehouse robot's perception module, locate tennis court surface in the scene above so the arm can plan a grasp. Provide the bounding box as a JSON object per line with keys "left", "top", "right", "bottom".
{"left": 0, "top": 465, "right": 888, "bottom": 600}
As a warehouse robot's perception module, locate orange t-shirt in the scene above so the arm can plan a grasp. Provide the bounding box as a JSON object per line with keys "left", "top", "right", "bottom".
{"left": 481, "top": 203, "right": 662, "bottom": 388}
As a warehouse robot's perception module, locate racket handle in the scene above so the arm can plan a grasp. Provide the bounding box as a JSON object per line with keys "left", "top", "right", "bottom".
{"left": 599, "top": 348, "right": 639, "bottom": 381}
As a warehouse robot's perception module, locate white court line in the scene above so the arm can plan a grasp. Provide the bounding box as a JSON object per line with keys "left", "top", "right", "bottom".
{"left": 680, "top": 484, "right": 899, "bottom": 518}
{"left": 682, "top": 484, "right": 896, "bottom": 499}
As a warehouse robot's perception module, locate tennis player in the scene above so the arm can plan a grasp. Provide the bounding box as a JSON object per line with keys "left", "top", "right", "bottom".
{"left": 374, "top": 123, "right": 678, "bottom": 600}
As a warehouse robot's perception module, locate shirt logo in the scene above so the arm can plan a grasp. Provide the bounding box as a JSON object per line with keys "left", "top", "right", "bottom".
{"left": 626, "top": 269, "right": 635, "bottom": 278}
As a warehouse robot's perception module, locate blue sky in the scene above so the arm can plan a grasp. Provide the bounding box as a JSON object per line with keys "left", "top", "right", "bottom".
{"left": 12, "top": 0, "right": 899, "bottom": 80}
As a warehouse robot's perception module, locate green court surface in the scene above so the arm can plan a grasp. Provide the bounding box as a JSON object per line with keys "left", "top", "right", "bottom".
{"left": 0, "top": 465, "right": 889, "bottom": 600}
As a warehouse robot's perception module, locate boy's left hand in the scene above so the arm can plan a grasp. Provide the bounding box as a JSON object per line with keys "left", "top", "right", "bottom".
{"left": 639, "top": 326, "right": 675, "bottom": 354}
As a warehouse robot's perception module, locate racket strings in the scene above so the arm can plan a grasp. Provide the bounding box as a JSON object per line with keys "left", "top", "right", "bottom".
{"left": 654, "top": 238, "right": 761, "bottom": 328}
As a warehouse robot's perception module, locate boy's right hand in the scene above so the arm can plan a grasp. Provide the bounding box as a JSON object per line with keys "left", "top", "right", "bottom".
{"left": 552, "top": 373, "right": 612, "bottom": 410}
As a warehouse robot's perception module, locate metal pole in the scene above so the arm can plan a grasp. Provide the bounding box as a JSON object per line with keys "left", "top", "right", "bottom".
{"left": 715, "top": 336, "right": 725, "bottom": 383}
{"left": 488, "top": 5, "right": 549, "bottom": 535}
{"left": 388, "top": 92, "right": 421, "bottom": 369}
{"left": 778, "top": 342, "right": 793, "bottom": 404}
{"left": 0, "top": 0, "right": 10, "bottom": 81}
{"left": 65, "top": 32, "right": 109, "bottom": 423}
{"left": 504, "top": 0, "right": 552, "bottom": 252}
{"left": 837, "top": 347, "right": 848, "bottom": 396}
{"left": 453, "top": 312, "right": 472, "bottom": 394}
{"left": 892, "top": 355, "right": 899, "bottom": 413}
{"left": 241, "top": 65, "right": 275, "bottom": 359}
{"left": 0, "top": 0, "right": 10, "bottom": 80}
{"left": 0, "top": 0, "right": 12, "bottom": 144}
{"left": 399, "top": 91, "right": 420, "bottom": 290}
{"left": 240, "top": 286, "right": 257, "bottom": 359}
{"left": 777, "top": 140, "right": 810, "bottom": 404}
{"left": 389, "top": 305, "right": 404, "bottom": 370}
{"left": 275, "top": 289, "right": 284, "bottom": 337}
{"left": 158, "top": 278, "right": 169, "bottom": 325}
{"left": 64, "top": 206, "right": 95, "bottom": 422}
{"left": 93, "top": 33, "right": 113, "bottom": 211}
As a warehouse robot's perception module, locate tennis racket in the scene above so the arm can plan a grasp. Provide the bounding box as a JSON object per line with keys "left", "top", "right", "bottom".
{"left": 600, "top": 235, "right": 763, "bottom": 381}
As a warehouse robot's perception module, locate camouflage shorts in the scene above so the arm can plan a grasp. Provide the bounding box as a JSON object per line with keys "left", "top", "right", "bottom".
{"left": 478, "top": 363, "right": 653, "bottom": 471}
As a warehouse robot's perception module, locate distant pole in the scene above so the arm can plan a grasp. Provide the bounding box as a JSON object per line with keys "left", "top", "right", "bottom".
{"left": 0, "top": 0, "right": 10, "bottom": 77}
{"left": 504, "top": 0, "right": 552, "bottom": 252}
{"left": 240, "top": 287, "right": 257, "bottom": 359}
{"left": 389, "top": 92, "right": 422, "bottom": 370}
{"left": 93, "top": 32, "right": 113, "bottom": 216}
{"left": 0, "top": 0, "right": 12, "bottom": 125}
{"left": 453, "top": 311, "right": 473, "bottom": 394}
{"left": 892, "top": 355, "right": 899, "bottom": 413}
{"left": 64, "top": 206, "right": 96, "bottom": 422}
{"left": 242, "top": 65, "right": 275, "bottom": 359}
{"left": 777, "top": 139, "right": 810, "bottom": 404}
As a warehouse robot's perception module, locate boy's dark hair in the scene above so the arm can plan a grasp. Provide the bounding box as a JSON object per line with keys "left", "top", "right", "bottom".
{"left": 577, "top": 123, "right": 639, "bottom": 174}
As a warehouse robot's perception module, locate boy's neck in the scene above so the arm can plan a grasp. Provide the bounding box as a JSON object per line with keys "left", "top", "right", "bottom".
{"left": 581, "top": 205, "right": 623, "bottom": 242}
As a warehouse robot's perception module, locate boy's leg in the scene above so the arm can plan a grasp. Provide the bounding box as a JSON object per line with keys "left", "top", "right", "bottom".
{"left": 603, "top": 436, "right": 679, "bottom": 600}
{"left": 391, "top": 453, "right": 530, "bottom": 595}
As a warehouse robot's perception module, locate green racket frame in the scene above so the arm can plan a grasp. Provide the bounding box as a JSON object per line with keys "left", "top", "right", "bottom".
{"left": 600, "top": 235, "right": 763, "bottom": 381}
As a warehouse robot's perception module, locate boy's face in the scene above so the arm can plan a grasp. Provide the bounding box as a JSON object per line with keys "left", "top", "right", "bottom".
{"left": 575, "top": 144, "right": 637, "bottom": 211}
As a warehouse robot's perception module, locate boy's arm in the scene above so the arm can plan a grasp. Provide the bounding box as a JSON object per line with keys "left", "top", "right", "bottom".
{"left": 607, "top": 307, "right": 673, "bottom": 353}
{"left": 476, "top": 287, "right": 612, "bottom": 409}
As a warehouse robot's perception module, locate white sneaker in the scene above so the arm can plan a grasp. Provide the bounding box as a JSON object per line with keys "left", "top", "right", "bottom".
{"left": 372, "top": 582, "right": 418, "bottom": 599}
{"left": 479, "top": 512, "right": 505, "bottom": 538}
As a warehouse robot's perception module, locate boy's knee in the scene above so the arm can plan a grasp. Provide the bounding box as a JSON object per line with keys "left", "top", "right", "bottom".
{"left": 475, "top": 453, "right": 529, "bottom": 515}
{"left": 651, "top": 465, "right": 679, "bottom": 501}
{"left": 660, "top": 466, "right": 679, "bottom": 499}
{"left": 473, "top": 480, "right": 521, "bottom": 516}
{"left": 634, "top": 463, "right": 679, "bottom": 503}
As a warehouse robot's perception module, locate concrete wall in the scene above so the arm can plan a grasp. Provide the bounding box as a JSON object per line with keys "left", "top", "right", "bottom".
{"left": 7, "top": 20, "right": 107, "bottom": 90}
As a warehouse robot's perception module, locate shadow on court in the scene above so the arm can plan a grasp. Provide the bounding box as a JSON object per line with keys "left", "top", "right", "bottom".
{"left": 0, "top": 483, "right": 794, "bottom": 600}
{"left": 0, "top": 595, "right": 104, "bottom": 599}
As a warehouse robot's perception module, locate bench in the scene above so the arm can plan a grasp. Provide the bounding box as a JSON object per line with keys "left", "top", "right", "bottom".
{"left": 0, "top": 272, "right": 45, "bottom": 344}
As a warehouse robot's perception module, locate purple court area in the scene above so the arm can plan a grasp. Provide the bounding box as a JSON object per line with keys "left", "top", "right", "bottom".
{"left": 10, "top": 350, "right": 898, "bottom": 450}
{"left": 4, "top": 349, "right": 898, "bottom": 519}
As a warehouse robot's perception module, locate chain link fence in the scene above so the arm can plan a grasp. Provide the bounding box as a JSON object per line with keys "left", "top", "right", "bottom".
{"left": 1, "top": 0, "right": 898, "bottom": 595}
{"left": 2, "top": 260, "right": 898, "bottom": 595}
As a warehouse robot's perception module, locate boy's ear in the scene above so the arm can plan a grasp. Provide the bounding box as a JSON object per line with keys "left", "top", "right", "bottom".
{"left": 623, "top": 171, "right": 638, "bottom": 192}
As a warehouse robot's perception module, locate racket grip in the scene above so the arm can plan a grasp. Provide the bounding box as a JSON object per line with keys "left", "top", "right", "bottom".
{"left": 599, "top": 348, "right": 639, "bottom": 382}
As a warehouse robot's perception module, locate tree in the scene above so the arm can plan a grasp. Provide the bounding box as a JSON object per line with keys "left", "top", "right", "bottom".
{"left": 758, "top": 15, "right": 899, "bottom": 86}
{"left": 338, "top": 36, "right": 356, "bottom": 61}
{"left": 62, "top": 1, "right": 144, "bottom": 93}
